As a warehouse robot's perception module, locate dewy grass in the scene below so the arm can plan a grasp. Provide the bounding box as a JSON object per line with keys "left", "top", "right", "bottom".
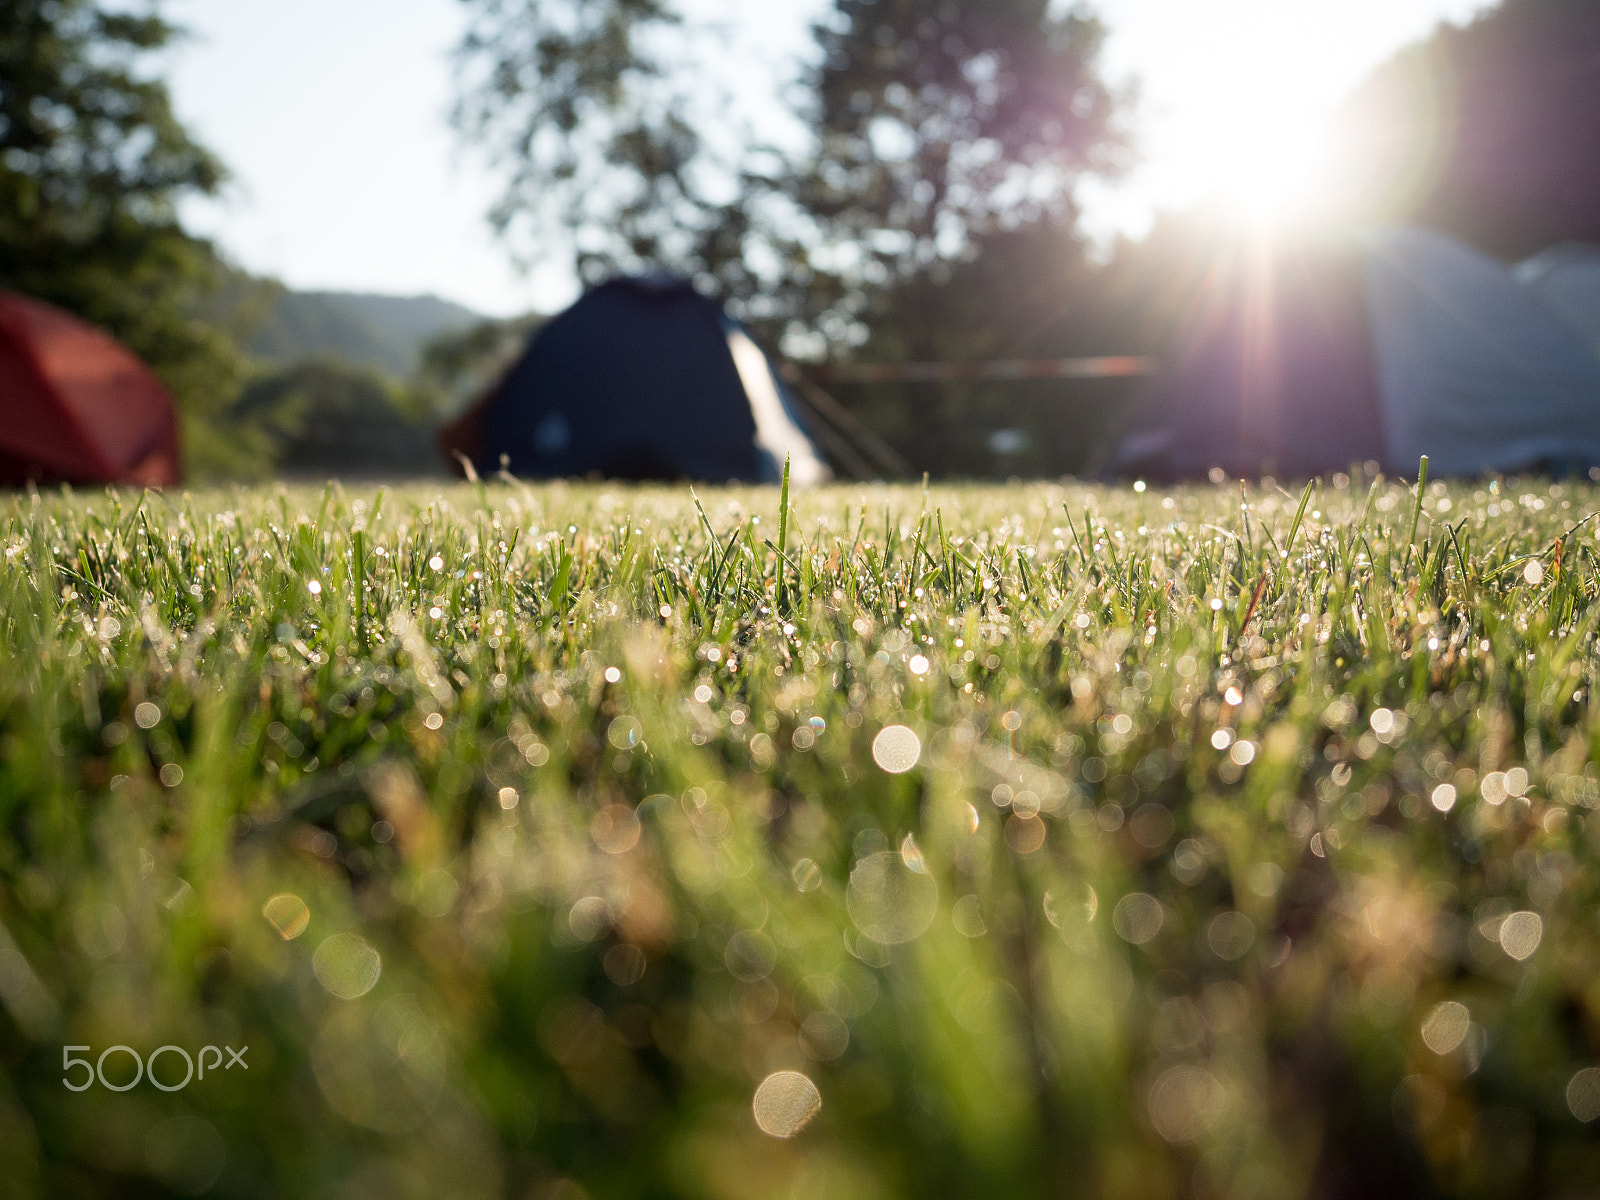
{"left": 1, "top": 474, "right": 1599, "bottom": 1198}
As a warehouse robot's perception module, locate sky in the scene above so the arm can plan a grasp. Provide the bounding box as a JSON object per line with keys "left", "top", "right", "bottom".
{"left": 164, "top": 0, "right": 1494, "bottom": 318}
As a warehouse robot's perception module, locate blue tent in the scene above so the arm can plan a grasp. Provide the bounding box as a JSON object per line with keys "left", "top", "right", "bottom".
{"left": 441, "top": 275, "right": 830, "bottom": 484}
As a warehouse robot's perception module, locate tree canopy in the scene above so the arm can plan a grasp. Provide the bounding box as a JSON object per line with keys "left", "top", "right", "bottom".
{"left": 1329, "top": 0, "right": 1600, "bottom": 257}
{"left": 454, "top": 0, "right": 1126, "bottom": 344}
{"left": 799, "top": 1, "right": 1122, "bottom": 278}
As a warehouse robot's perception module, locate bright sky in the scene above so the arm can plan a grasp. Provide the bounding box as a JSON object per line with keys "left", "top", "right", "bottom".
{"left": 165, "top": 0, "right": 1494, "bottom": 317}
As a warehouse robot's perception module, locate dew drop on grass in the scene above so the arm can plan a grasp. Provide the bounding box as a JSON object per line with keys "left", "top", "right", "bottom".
{"left": 1112, "top": 893, "right": 1164, "bottom": 945}
{"left": 1481, "top": 773, "right": 1508, "bottom": 805}
{"left": 1421, "top": 1001, "right": 1470, "bottom": 1054}
{"left": 590, "top": 804, "right": 641, "bottom": 854}
{"left": 1207, "top": 911, "right": 1256, "bottom": 960}
{"left": 1430, "top": 783, "right": 1457, "bottom": 812}
{"left": 1499, "top": 911, "right": 1543, "bottom": 960}
{"left": 313, "top": 933, "right": 382, "bottom": 1000}
{"left": 603, "top": 943, "right": 646, "bottom": 986}
{"left": 753, "top": 1070, "right": 821, "bottom": 1138}
{"left": 847, "top": 852, "right": 938, "bottom": 945}
{"left": 872, "top": 725, "right": 921, "bottom": 774}
{"left": 1568, "top": 1068, "right": 1600, "bottom": 1122}
{"left": 791, "top": 858, "right": 822, "bottom": 892}
{"left": 1148, "top": 1066, "right": 1224, "bottom": 1144}
{"left": 952, "top": 894, "right": 986, "bottom": 937}
{"left": 799, "top": 1011, "right": 850, "bottom": 1061}
{"left": 607, "top": 715, "right": 642, "bottom": 749}
{"left": 263, "top": 893, "right": 310, "bottom": 939}
{"left": 899, "top": 832, "right": 927, "bottom": 873}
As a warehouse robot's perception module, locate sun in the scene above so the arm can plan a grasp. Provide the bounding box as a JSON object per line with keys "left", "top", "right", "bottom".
{"left": 1141, "top": 2, "right": 1349, "bottom": 229}
{"left": 1209, "top": 107, "right": 1325, "bottom": 225}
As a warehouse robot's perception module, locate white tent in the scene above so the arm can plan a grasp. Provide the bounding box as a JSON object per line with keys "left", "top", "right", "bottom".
{"left": 1116, "top": 226, "right": 1600, "bottom": 479}
{"left": 1516, "top": 244, "right": 1600, "bottom": 362}
{"left": 1365, "top": 227, "right": 1600, "bottom": 476}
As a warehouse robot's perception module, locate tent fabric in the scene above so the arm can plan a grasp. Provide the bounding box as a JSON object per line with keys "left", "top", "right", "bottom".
{"left": 0, "top": 292, "right": 180, "bottom": 486}
{"left": 1365, "top": 228, "right": 1600, "bottom": 476}
{"left": 444, "top": 276, "right": 830, "bottom": 485}
{"left": 1113, "top": 240, "right": 1386, "bottom": 481}
{"left": 1114, "top": 228, "right": 1600, "bottom": 480}
{"left": 1516, "top": 244, "right": 1600, "bottom": 361}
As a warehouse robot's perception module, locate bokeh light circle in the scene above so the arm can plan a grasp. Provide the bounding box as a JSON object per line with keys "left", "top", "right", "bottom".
{"left": 753, "top": 1070, "right": 821, "bottom": 1138}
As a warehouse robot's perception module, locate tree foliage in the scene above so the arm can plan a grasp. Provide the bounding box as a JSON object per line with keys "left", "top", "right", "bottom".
{"left": 0, "top": 0, "right": 246, "bottom": 470}
{"left": 1330, "top": 0, "right": 1600, "bottom": 257}
{"left": 799, "top": 0, "right": 1123, "bottom": 280}
{"left": 454, "top": 0, "right": 741, "bottom": 287}
{"left": 454, "top": 1, "right": 1126, "bottom": 340}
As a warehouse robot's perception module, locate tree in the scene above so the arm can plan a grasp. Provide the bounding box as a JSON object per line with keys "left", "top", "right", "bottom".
{"left": 454, "top": 0, "right": 741, "bottom": 287}
{"left": 798, "top": 1, "right": 1123, "bottom": 282}
{"left": 455, "top": 2, "right": 1123, "bottom": 338}
{"left": 229, "top": 361, "right": 442, "bottom": 478}
{"left": 0, "top": 0, "right": 247, "bottom": 471}
{"left": 1328, "top": 0, "right": 1600, "bottom": 257}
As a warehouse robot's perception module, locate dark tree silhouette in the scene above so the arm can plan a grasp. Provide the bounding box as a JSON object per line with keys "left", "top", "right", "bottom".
{"left": 1331, "top": 0, "right": 1600, "bottom": 257}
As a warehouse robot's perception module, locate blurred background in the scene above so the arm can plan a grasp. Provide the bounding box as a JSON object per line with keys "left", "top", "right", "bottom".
{"left": 3, "top": 0, "right": 1598, "bottom": 481}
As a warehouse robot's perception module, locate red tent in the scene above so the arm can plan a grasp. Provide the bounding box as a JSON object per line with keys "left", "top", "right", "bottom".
{"left": 0, "top": 291, "right": 181, "bottom": 487}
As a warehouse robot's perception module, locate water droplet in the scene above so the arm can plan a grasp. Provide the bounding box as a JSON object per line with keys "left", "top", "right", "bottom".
{"left": 1499, "top": 910, "right": 1542, "bottom": 960}
{"left": 1112, "top": 893, "right": 1164, "bottom": 945}
{"left": 1567, "top": 1068, "right": 1600, "bottom": 1122}
{"left": 313, "top": 933, "right": 382, "bottom": 999}
{"left": 952, "top": 894, "right": 986, "bottom": 937}
{"left": 591, "top": 804, "right": 641, "bottom": 854}
{"left": 871, "top": 725, "right": 921, "bottom": 774}
{"left": 263, "top": 893, "right": 310, "bottom": 940}
{"left": 1421, "top": 1001, "right": 1470, "bottom": 1054}
{"left": 1148, "top": 1066, "right": 1224, "bottom": 1144}
{"left": 1207, "top": 911, "right": 1256, "bottom": 960}
{"left": 899, "top": 832, "right": 927, "bottom": 873}
{"left": 603, "top": 943, "right": 646, "bottom": 986}
{"left": 607, "top": 715, "right": 642, "bottom": 749}
{"left": 847, "top": 852, "right": 938, "bottom": 945}
{"left": 753, "top": 1070, "right": 821, "bottom": 1138}
{"left": 791, "top": 857, "right": 822, "bottom": 892}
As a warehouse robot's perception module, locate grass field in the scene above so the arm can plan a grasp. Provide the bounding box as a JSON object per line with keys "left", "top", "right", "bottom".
{"left": 2, "top": 470, "right": 1599, "bottom": 1199}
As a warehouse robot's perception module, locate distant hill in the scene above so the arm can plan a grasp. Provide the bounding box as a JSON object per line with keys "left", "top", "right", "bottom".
{"left": 248, "top": 290, "right": 485, "bottom": 378}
